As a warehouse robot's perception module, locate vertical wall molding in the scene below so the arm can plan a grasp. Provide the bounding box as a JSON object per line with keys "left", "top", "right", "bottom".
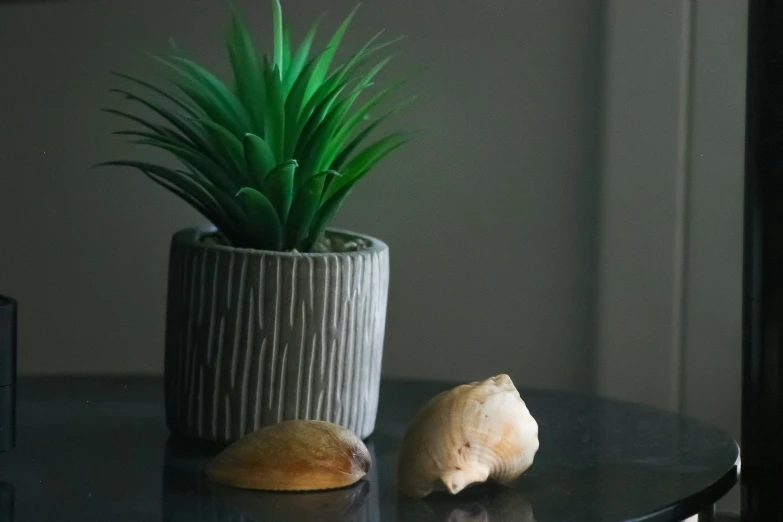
{"left": 680, "top": 0, "right": 746, "bottom": 440}
{"left": 595, "top": 0, "right": 747, "bottom": 508}
{"left": 595, "top": 0, "right": 696, "bottom": 411}
{"left": 595, "top": 1, "right": 747, "bottom": 492}
{"left": 674, "top": 0, "right": 697, "bottom": 415}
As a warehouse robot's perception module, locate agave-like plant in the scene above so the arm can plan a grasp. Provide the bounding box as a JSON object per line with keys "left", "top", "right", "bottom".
{"left": 103, "top": 1, "right": 414, "bottom": 252}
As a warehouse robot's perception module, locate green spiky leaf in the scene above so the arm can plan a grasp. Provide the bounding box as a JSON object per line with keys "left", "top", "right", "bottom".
{"left": 283, "top": 15, "right": 323, "bottom": 92}
{"left": 283, "top": 52, "right": 325, "bottom": 158}
{"left": 272, "top": 0, "right": 284, "bottom": 73}
{"left": 244, "top": 133, "right": 276, "bottom": 186}
{"left": 104, "top": 2, "right": 416, "bottom": 252}
{"left": 294, "top": 82, "right": 350, "bottom": 181}
{"left": 328, "top": 95, "right": 417, "bottom": 170}
{"left": 263, "top": 60, "right": 285, "bottom": 161}
{"left": 300, "top": 92, "right": 359, "bottom": 177}
{"left": 103, "top": 107, "right": 169, "bottom": 135}
{"left": 262, "top": 159, "right": 297, "bottom": 224}
{"left": 110, "top": 72, "right": 200, "bottom": 117}
{"left": 236, "top": 187, "right": 283, "bottom": 249}
{"left": 130, "top": 135, "right": 237, "bottom": 194}
{"left": 304, "top": 183, "right": 353, "bottom": 251}
{"left": 282, "top": 23, "right": 292, "bottom": 74}
{"left": 197, "top": 119, "right": 247, "bottom": 186}
{"left": 304, "top": 5, "right": 359, "bottom": 102}
{"left": 300, "top": 32, "right": 399, "bottom": 125}
{"left": 226, "top": 7, "right": 266, "bottom": 135}
{"left": 155, "top": 55, "right": 250, "bottom": 137}
{"left": 100, "top": 160, "right": 249, "bottom": 244}
{"left": 286, "top": 170, "right": 333, "bottom": 250}
{"left": 325, "top": 132, "right": 414, "bottom": 200}
{"left": 332, "top": 74, "right": 414, "bottom": 153}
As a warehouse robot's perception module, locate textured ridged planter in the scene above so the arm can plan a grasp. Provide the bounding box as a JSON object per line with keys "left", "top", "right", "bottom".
{"left": 164, "top": 227, "right": 389, "bottom": 443}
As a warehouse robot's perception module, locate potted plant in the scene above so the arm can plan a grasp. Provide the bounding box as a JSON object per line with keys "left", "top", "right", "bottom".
{"left": 102, "top": 1, "right": 414, "bottom": 442}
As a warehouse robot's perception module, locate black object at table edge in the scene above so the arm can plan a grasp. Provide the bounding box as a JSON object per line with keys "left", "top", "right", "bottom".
{"left": 742, "top": 0, "right": 783, "bottom": 519}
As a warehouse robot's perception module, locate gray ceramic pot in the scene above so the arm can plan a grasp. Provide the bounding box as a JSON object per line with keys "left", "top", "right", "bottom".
{"left": 163, "top": 227, "right": 389, "bottom": 443}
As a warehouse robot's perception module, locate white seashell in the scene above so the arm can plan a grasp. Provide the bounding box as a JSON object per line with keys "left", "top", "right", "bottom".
{"left": 397, "top": 374, "right": 539, "bottom": 498}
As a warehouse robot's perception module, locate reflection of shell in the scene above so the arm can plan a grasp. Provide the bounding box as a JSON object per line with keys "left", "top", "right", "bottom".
{"left": 212, "top": 480, "right": 371, "bottom": 522}
{"left": 206, "top": 420, "right": 371, "bottom": 491}
{"left": 441, "top": 489, "right": 536, "bottom": 522}
{"left": 398, "top": 375, "right": 539, "bottom": 498}
{"left": 397, "top": 483, "right": 537, "bottom": 522}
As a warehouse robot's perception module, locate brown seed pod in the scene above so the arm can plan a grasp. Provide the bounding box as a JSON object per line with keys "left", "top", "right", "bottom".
{"left": 206, "top": 420, "right": 371, "bottom": 491}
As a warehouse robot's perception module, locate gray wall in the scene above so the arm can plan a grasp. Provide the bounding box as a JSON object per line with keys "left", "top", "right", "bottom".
{"left": 0, "top": 0, "right": 602, "bottom": 388}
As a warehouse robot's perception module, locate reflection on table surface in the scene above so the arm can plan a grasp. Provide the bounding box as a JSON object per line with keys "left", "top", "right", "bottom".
{"left": 0, "top": 482, "right": 12, "bottom": 522}
{"left": 161, "top": 437, "right": 533, "bottom": 522}
{"left": 0, "top": 377, "right": 739, "bottom": 521}
{"left": 162, "top": 436, "right": 378, "bottom": 522}
{"left": 398, "top": 484, "right": 536, "bottom": 522}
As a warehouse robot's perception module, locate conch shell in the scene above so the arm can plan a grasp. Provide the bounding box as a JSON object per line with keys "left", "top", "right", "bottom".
{"left": 206, "top": 420, "right": 371, "bottom": 491}
{"left": 397, "top": 374, "right": 539, "bottom": 498}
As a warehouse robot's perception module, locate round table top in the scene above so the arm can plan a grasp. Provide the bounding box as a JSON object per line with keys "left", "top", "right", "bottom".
{"left": 0, "top": 377, "right": 738, "bottom": 522}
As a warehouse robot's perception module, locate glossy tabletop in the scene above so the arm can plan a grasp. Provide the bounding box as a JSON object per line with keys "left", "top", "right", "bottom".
{"left": 0, "top": 377, "right": 738, "bottom": 522}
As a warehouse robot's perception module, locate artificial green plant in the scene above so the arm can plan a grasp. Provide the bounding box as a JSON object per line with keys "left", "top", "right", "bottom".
{"left": 103, "top": 1, "right": 414, "bottom": 252}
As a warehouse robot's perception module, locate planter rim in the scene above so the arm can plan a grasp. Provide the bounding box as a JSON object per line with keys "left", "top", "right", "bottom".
{"left": 173, "top": 226, "right": 388, "bottom": 258}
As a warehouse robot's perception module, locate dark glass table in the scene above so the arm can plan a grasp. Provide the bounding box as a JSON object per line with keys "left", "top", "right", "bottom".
{"left": 0, "top": 377, "right": 738, "bottom": 521}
